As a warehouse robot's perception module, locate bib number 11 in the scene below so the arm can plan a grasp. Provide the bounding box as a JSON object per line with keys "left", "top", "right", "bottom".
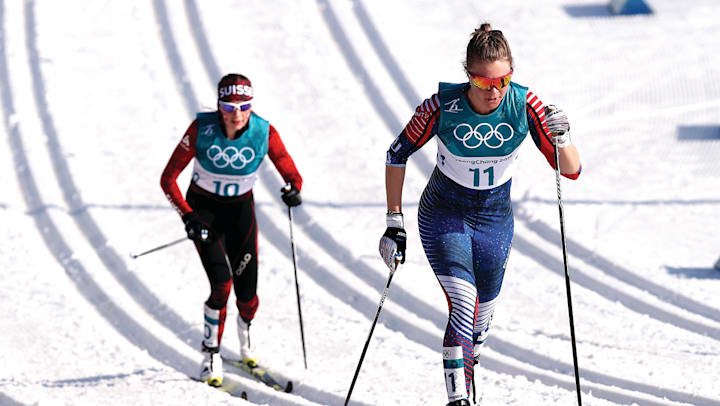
{"left": 469, "top": 166, "right": 494, "bottom": 187}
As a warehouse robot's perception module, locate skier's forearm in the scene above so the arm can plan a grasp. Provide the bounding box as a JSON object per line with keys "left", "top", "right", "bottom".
{"left": 558, "top": 144, "right": 581, "bottom": 175}
{"left": 385, "top": 165, "right": 406, "bottom": 212}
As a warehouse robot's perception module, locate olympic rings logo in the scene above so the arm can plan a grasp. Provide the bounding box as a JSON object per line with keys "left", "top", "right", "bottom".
{"left": 206, "top": 145, "right": 255, "bottom": 169}
{"left": 453, "top": 123, "right": 514, "bottom": 149}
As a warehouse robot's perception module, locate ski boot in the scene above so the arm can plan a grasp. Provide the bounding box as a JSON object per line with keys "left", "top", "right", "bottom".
{"left": 199, "top": 345, "right": 223, "bottom": 387}
{"left": 447, "top": 399, "right": 471, "bottom": 406}
{"left": 238, "top": 315, "right": 258, "bottom": 367}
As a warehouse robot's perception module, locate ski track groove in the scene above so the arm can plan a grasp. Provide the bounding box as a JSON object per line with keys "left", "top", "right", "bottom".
{"left": 27, "top": 0, "right": 206, "bottom": 355}
{"left": 182, "top": 0, "right": 221, "bottom": 82}
{"left": 7, "top": 1, "right": 313, "bottom": 405}
{"left": 311, "top": 1, "right": 720, "bottom": 405}
{"left": 314, "top": 0, "right": 436, "bottom": 177}
{"left": 350, "top": 0, "right": 421, "bottom": 108}
{"left": 2, "top": 0, "right": 207, "bottom": 394}
{"left": 315, "top": 0, "right": 402, "bottom": 134}
{"left": 514, "top": 234, "right": 720, "bottom": 339}
{"left": 515, "top": 205, "right": 720, "bottom": 325}
{"left": 0, "top": 392, "right": 26, "bottom": 406}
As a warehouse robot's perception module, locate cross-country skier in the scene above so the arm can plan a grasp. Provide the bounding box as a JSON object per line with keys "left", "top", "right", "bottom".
{"left": 160, "top": 73, "right": 303, "bottom": 387}
{"left": 379, "top": 24, "right": 581, "bottom": 405}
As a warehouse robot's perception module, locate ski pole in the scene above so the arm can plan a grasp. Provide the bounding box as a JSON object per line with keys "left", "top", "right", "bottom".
{"left": 344, "top": 259, "right": 399, "bottom": 406}
{"left": 287, "top": 205, "right": 308, "bottom": 369}
{"left": 129, "top": 237, "right": 186, "bottom": 259}
{"left": 553, "top": 139, "right": 583, "bottom": 406}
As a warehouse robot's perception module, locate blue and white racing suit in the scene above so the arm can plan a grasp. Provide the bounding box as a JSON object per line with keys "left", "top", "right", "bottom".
{"left": 386, "top": 82, "right": 580, "bottom": 402}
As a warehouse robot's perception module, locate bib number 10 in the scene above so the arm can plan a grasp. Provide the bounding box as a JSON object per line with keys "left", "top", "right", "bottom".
{"left": 213, "top": 181, "right": 240, "bottom": 196}
{"left": 469, "top": 166, "right": 494, "bottom": 187}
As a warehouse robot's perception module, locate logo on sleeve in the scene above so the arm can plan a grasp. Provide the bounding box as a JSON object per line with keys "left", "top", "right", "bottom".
{"left": 390, "top": 138, "right": 402, "bottom": 152}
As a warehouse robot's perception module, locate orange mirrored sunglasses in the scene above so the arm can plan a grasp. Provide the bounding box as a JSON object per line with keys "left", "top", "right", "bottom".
{"left": 467, "top": 69, "right": 513, "bottom": 91}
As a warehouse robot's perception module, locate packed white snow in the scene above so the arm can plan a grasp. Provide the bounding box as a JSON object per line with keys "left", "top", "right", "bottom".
{"left": 1, "top": 0, "right": 719, "bottom": 405}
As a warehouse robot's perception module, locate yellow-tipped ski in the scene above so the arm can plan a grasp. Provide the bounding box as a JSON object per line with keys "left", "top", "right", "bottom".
{"left": 207, "top": 376, "right": 223, "bottom": 387}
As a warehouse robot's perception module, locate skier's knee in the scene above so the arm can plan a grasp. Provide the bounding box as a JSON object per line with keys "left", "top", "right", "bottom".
{"left": 236, "top": 295, "right": 259, "bottom": 323}
{"left": 206, "top": 281, "right": 232, "bottom": 309}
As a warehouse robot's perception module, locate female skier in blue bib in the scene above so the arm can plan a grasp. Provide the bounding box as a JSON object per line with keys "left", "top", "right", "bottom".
{"left": 379, "top": 24, "right": 581, "bottom": 405}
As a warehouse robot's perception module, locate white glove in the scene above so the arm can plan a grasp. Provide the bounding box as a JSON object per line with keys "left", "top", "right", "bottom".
{"left": 544, "top": 105, "right": 572, "bottom": 147}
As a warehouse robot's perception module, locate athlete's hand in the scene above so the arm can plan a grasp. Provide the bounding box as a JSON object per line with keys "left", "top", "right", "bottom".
{"left": 379, "top": 212, "right": 406, "bottom": 270}
{"left": 544, "top": 105, "right": 572, "bottom": 147}
{"left": 182, "top": 211, "right": 214, "bottom": 243}
{"left": 281, "top": 184, "right": 302, "bottom": 207}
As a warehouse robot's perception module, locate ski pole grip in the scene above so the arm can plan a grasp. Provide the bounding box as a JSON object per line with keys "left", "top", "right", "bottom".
{"left": 283, "top": 183, "right": 292, "bottom": 192}
{"left": 543, "top": 105, "right": 567, "bottom": 137}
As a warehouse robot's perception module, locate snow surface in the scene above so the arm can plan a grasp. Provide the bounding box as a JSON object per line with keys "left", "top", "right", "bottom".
{"left": 1, "top": 0, "right": 719, "bottom": 405}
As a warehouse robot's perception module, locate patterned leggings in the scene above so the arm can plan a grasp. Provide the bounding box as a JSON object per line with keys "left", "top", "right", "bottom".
{"left": 418, "top": 169, "right": 513, "bottom": 403}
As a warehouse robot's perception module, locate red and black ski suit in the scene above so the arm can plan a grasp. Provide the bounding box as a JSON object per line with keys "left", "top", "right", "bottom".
{"left": 160, "top": 113, "right": 302, "bottom": 345}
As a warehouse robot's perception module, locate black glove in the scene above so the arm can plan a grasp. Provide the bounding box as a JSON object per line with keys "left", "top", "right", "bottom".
{"left": 281, "top": 185, "right": 302, "bottom": 207}
{"left": 379, "top": 211, "right": 406, "bottom": 270}
{"left": 182, "top": 211, "right": 213, "bottom": 243}
{"left": 380, "top": 227, "right": 407, "bottom": 266}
